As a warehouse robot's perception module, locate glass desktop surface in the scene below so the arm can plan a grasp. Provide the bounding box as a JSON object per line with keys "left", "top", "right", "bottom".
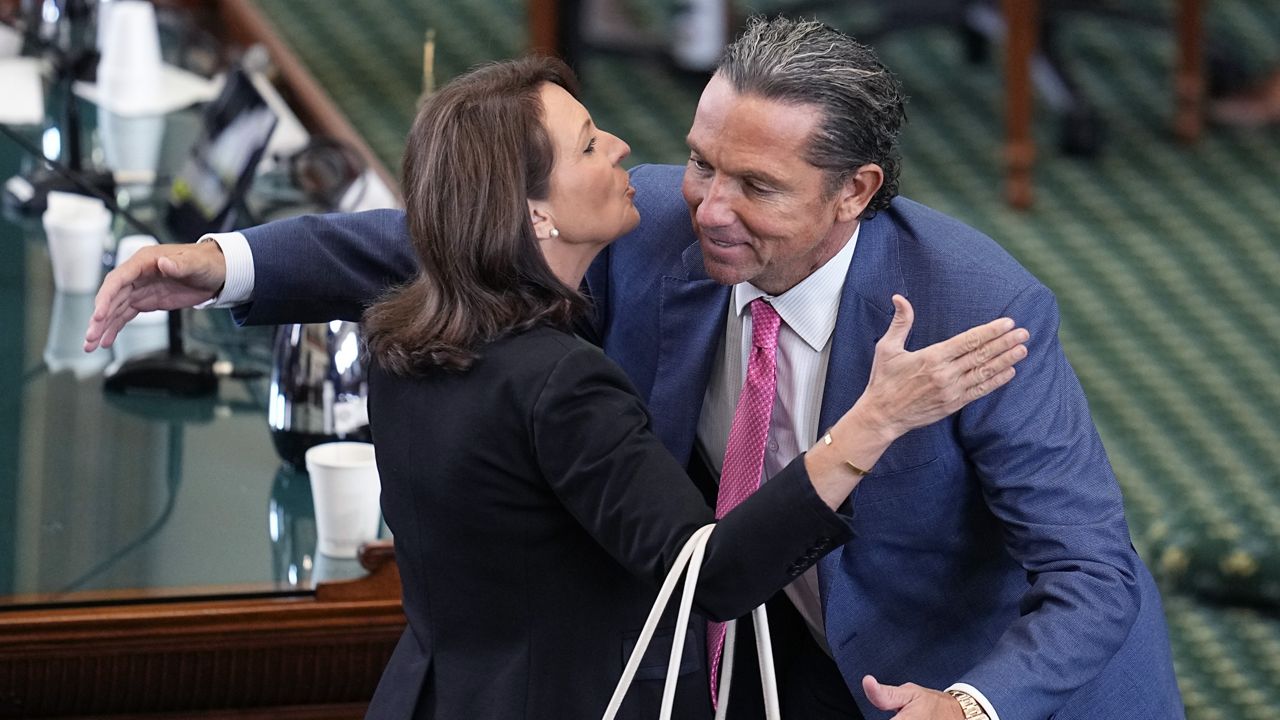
{"left": 0, "top": 99, "right": 364, "bottom": 610}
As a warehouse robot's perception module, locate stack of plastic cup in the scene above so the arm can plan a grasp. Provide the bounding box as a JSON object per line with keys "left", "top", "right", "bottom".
{"left": 95, "top": 1, "right": 163, "bottom": 114}
{"left": 42, "top": 192, "right": 112, "bottom": 294}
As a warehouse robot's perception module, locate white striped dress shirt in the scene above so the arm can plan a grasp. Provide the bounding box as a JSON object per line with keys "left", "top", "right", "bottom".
{"left": 695, "top": 226, "right": 860, "bottom": 651}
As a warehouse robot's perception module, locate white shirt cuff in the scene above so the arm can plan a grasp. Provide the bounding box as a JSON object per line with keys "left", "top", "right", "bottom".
{"left": 946, "top": 683, "right": 1001, "bottom": 720}
{"left": 194, "top": 231, "right": 254, "bottom": 308}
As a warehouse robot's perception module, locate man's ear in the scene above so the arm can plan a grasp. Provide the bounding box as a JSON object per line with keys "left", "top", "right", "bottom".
{"left": 528, "top": 200, "right": 557, "bottom": 240}
{"left": 835, "top": 164, "right": 885, "bottom": 222}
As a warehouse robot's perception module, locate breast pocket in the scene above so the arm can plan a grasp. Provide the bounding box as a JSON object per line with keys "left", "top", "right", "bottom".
{"left": 849, "top": 425, "right": 964, "bottom": 542}
{"left": 852, "top": 424, "right": 947, "bottom": 506}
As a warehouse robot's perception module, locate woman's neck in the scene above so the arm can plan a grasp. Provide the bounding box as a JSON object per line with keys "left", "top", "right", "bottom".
{"left": 541, "top": 239, "right": 604, "bottom": 290}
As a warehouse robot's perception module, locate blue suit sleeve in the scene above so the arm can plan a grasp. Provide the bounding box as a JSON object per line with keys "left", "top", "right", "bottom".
{"left": 232, "top": 209, "right": 417, "bottom": 325}
{"left": 956, "top": 283, "right": 1141, "bottom": 719}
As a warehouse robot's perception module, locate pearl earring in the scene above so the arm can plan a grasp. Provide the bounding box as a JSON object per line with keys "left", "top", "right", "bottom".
{"left": 549, "top": 228, "right": 560, "bottom": 238}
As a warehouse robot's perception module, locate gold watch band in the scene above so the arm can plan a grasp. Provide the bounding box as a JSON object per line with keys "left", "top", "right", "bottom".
{"left": 946, "top": 690, "right": 991, "bottom": 720}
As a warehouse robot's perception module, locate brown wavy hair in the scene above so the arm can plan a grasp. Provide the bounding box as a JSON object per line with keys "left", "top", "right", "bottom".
{"left": 363, "top": 56, "right": 587, "bottom": 373}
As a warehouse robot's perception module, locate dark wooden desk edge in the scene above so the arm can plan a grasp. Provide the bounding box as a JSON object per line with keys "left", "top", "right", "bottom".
{"left": 216, "top": 0, "right": 402, "bottom": 200}
{"left": 0, "top": 544, "right": 406, "bottom": 718}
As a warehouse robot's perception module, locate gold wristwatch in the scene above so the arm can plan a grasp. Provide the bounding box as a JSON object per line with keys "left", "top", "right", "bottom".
{"left": 946, "top": 690, "right": 991, "bottom": 720}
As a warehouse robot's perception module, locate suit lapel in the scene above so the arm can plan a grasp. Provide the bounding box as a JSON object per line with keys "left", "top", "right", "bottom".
{"left": 816, "top": 212, "right": 905, "bottom": 436}
{"left": 648, "top": 242, "right": 731, "bottom": 466}
{"left": 817, "top": 211, "right": 904, "bottom": 610}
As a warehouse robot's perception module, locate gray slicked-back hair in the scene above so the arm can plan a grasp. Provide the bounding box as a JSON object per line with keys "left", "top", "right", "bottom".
{"left": 718, "top": 16, "right": 906, "bottom": 215}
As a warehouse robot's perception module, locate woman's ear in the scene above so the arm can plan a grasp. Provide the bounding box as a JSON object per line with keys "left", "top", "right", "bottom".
{"left": 528, "top": 201, "right": 557, "bottom": 240}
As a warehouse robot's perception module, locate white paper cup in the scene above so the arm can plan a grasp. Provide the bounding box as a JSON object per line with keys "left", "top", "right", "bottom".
{"left": 311, "top": 552, "right": 364, "bottom": 584}
{"left": 96, "top": 1, "right": 163, "bottom": 111}
{"left": 114, "top": 235, "right": 166, "bottom": 324}
{"left": 43, "top": 192, "right": 111, "bottom": 293}
{"left": 305, "top": 442, "right": 382, "bottom": 558}
{"left": 98, "top": 108, "right": 164, "bottom": 180}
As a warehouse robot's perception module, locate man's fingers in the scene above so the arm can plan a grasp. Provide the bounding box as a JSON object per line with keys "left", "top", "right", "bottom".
{"left": 103, "top": 305, "right": 140, "bottom": 347}
{"left": 877, "top": 294, "right": 915, "bottom": 352}
{"left": 91, "top": 262, "right": 142, "bottom": 324}
{"left": 86, "top": 279, "right": 138, "bottom": 350}
{"left": 84, "top": 303, "right": 136, "bottom": 351}
{"left": 862, "top": 675, "right": 914, "bottom": 711}
{"left": 85, "top": 291, "right": 128, "bottom": 350}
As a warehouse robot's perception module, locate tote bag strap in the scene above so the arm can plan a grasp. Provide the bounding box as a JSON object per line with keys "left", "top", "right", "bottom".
{"left": 713, "top": 606, "right": 780, "bottom": 720}
{"left": 602, "top": 524, "right": 780, "bottom": 720}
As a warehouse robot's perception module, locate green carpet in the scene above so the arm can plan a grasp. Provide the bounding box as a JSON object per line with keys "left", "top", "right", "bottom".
{"left": 251, "top": 1, "right": 1280, "bottom": 717}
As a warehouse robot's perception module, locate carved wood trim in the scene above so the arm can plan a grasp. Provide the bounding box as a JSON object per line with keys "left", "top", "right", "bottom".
{"left": 0, "top": 595, "right": 404, "bottom": 717}
{"left": 0, "top": 546, "right": 405, "bottom": 717}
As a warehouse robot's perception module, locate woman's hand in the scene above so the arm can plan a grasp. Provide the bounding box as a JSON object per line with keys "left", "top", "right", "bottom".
{"left": 810, "top": 295, "right": 1028, "bottom": 493}
{"left": 857, "top": 294, "right": 1028, "bottom": 440}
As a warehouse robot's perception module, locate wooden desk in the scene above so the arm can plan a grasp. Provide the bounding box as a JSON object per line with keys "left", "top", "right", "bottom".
{"left": 0, "top": 547, "right": 404, "bottom": 719}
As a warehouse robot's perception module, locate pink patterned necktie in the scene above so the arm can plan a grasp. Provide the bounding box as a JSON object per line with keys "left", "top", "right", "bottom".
{"left": 708, "top": 298, "right": 782, "bottom": 707}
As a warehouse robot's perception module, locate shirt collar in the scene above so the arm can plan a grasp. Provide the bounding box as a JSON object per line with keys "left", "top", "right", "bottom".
{"left": 733, "top": 224, "right": 860, "bottom": 352}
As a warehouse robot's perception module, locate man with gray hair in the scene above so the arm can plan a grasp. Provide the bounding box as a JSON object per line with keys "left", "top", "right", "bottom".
{"left": 88, "top": 16, "right": 1182, "bottom": 720}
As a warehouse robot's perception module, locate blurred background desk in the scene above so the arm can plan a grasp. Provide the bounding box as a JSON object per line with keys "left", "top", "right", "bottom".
{"left": 0, "top": 3, "right": 403, "bottom": 717}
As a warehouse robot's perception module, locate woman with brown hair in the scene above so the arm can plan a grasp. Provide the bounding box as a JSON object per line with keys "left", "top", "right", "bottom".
{"left": 360, "top": 56, "right": 1026, "bottom": 718}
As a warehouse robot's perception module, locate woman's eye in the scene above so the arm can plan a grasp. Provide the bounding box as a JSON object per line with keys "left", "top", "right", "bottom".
{"left": 585, "top": 138, "right": 597, "bottom": 154}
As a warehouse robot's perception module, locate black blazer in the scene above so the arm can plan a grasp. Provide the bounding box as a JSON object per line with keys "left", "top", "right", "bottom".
{"left": 365, "top": 326, "right": 851, "bottom": 720}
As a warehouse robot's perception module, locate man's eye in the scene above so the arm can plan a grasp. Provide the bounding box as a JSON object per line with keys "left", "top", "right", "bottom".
{"left": 689, "top": 156, "right": 710, "bottom": 171}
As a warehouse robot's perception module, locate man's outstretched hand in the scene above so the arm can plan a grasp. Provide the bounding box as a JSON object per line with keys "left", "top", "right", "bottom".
{"left": 83, "top": 240, "right": 228, "bottom": 352}
{"left": 863, "top": 675, "right": 966, "bottom": 720}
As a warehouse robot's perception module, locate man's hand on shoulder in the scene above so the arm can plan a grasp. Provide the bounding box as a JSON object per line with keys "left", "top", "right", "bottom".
{"left": 862, "top": 675, "right": 968, "bottom": 720}
{"left": 83, "top": 239, "right": 228, "bottom": 351}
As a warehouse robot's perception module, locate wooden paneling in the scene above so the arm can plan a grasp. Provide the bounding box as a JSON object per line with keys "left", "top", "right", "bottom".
{"left": 0, "top": 546, "right": 405, "bottom": 718}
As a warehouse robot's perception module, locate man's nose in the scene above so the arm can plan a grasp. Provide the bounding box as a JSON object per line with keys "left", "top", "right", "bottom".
{"left": 695, "top": 176, "right": 735, "bottom": 228}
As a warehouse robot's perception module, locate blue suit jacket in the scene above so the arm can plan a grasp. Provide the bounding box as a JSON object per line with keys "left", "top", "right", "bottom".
{"left": 240, "top": 164, "right": 1182, "bottom": 719}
